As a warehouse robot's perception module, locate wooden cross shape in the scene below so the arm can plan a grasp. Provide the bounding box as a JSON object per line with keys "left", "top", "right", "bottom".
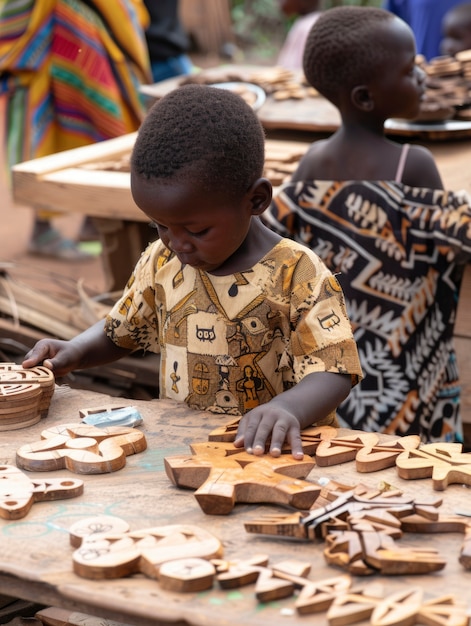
{"left": 164, "top": 440, "right": 321, "bottom": 515}
{"left": 16, "top": 422, "right": 147, "bottom": 474}
{"left": 0, "top": 464, "right": 83, "bottom": 520}
{"left": 395, "top": 442, "right": 471, "bottom": 490}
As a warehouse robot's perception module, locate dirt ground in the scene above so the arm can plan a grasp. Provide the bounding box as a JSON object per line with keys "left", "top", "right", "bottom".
{"left": 0, "top": 152, "right": 108, "bottom": 296}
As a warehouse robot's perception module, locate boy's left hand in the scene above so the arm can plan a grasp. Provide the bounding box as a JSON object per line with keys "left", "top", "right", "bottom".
{"left": 234, "top": 405, "right": 304, "bottom": 460}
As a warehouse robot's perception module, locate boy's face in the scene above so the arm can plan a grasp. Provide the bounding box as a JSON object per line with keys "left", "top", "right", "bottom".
{"left": 131, "top": 175, "right": 257, "bottom": 274}
{"left": 441, "top": 11, "right": 471, "bottom": 56}
{"left": 368, "top": 18, "right": 425, "bottom": 120}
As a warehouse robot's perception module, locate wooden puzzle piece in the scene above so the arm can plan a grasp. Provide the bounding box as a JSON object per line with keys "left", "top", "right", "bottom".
{"left": 325, "top": 528, "right": 446, "bottom": 575}
{"left": 0, "top": 464, "right": 83, "bottom": 520}
{"left": 16, "top": 423, "right": 147, "bottom": 474}
{"left": 396, "top": 442, "right": 471, "bottom": 490}
{"left": 164, "top": 440, "right": 321, "bottom": 515}
{"left": 316, "top": 433, "right": 421, "bottom": 471}
{"left": 370, "top": 589, "right": 468, "bottom": 626}
{"left": 326, "top": 582, "right": 385, "bottom": 625}
{"left": 70, "top": 516, "right": 223, "bottom": 581}
{"left": 213, "top": 554, "right": 270, "bottom": 588}
{"left": 295, "top": 574, "right": 353, "bottom": 614}
{"left": 158, "top": 557, "right": 216, "bottom": 592}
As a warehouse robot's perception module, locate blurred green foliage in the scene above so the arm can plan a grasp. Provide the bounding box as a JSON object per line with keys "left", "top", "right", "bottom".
{"left": 230, "top": 0, "right": 383, "bottom": 60}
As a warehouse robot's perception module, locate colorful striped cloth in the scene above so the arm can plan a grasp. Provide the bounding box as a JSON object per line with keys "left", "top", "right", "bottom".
{"left": 0, "top": 0, "right": 151, "bottom": 170}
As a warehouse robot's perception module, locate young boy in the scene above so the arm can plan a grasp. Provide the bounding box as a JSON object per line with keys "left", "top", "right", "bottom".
{"left": 441, "top": 2, "right": 471, "bottom": 57}
{"left": 264, "top": 6, "right": 471, "bottom": 443}
{"left": 23, "top": 84, "right": 362, "bottom": 459}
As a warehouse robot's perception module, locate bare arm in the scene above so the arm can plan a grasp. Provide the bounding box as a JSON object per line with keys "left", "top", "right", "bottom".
{"left": 22, "top": 319, "right": 132, "bottom": 377}
{"left": 234, "top": 371, "right": 352, "bottom": 459}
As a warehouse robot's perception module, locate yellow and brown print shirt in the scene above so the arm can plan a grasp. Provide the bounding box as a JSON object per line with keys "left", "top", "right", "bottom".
{"left": 105, "top": 238, "right": 362, "bottom": 416}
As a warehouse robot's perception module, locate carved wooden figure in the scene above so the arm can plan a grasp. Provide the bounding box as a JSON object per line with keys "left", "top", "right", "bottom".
{"left": 0, "top": 464, "right": 83, "bottom": 520}
{"left": 164, "top": 440, "right": 321, "bottom": 515}
{"left": 16, "top": 423, "right": 147, "bottom": 474}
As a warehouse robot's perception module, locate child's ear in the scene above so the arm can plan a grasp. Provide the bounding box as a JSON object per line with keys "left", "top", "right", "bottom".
{"left": 247, "top": 177, "right": 273, "bottom": 216}
{"left": 351, "top": 85, "right": 374, "bottom": 111}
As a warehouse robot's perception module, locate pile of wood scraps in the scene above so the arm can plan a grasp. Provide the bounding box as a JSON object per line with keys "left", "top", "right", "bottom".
{"left": 179, "top": 66, "right": 318, "bottom": 101}
{"left": 0, "top": 263, "right": 111, "bottom": 341}
{"left": 416, "top": 50, "right": 471, "bottom": 121}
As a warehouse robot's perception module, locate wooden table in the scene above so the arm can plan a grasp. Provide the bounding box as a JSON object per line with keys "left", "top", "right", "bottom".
{"left": 0, "top": 386, "right": 470, "bottom": 626}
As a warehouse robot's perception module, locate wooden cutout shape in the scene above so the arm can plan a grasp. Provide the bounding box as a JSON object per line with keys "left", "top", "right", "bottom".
{"left": 164, "top": 440, "right": 321, "bottom": 515}
{"left": 16, "top": 422, "right": 147, "bottom": 474}
{"left": 295, "top": 574, "right": 352, "bottom": 615}
{"left": 158, "top": 557, "right": 216, "bottom": 592}
{"left": 326, "top": 582, "right": 385, "bottom": 626}
{"left": 0, "top": 464, "right": 83, "bottom": 520}
{"left": 396, "top": 442, "right": 471, "bottom": 490}
{"left": 370, "top": 589, "right": 468, "bottom": 626}
{"left": 70, "top": 515, "right": 223, "bottom": 580}
{"left": 371, "top": 588, "right": 423, "bottom": 626}
{"left": 325, "top": 528, "right": 446, "bottom": 575}
{"left": 69, "top": 514, "right": 130, "bottom": 548}
{"left": 213, "top": 554, "right": 269, "bottom": 588}
{"left": 316, "top": 433, "right": 421, "bottom": 471}
{"left": 0, "top": 363, "right": 55, "bottom": 422}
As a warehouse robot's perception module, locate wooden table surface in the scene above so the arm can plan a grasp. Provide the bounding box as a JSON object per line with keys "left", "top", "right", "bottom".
{"left": 1, "top": 385, "right": 470, "bottom": 626}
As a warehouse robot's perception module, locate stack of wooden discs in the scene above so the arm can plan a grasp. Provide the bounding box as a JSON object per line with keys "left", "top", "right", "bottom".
{"left": 414, "top": 52, "right": 471, "bottom": 121}
{"left": 0, "top": 363, "right": 55, "bottom": 430}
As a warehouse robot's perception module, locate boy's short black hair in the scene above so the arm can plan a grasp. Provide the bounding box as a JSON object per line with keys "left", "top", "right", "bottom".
{"left": 303, "top": 6, "right": 397, "bottom": 105}
{"left": 131, "top": 84, "right": 266, "bottom": 198}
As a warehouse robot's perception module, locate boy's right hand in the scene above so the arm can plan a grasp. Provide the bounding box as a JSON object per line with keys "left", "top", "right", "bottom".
{"left": 22, "top": 338, "right": 80, "bottom": 376}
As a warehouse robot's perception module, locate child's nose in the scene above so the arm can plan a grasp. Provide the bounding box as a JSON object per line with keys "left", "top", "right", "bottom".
{"left": 168, "top": 232, "right": 193, "bottom": 253}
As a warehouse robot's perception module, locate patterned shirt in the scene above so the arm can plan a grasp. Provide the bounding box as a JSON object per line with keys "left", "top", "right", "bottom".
{"left": 105, "top": 237, "right": 362, "bottom": 419}
{"left": 265, "top": 180, "right": 471, "bottom": 442}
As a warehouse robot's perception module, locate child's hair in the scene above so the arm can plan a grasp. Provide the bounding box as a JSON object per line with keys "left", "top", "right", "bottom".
{"left": 303, "top": 6, "right": 398, "bottom": 105}
{"left": 131, "top": 84, "right": 266, "bottom": 199}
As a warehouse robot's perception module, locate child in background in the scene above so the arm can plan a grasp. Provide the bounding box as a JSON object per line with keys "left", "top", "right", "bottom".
{"left": 277, "top": 0, "right": 322, "bottom": 71}
{"left": 383, "top": 0, "right": 465, "bottom": 61}
{"left": 264, "top": 6, "right": 471, "bottom": 443}
{"left": 441, "top": 2, "right": 471, "bottom": 56}
{"left": 23, "top": 84, "right": 362, "bottom": 459}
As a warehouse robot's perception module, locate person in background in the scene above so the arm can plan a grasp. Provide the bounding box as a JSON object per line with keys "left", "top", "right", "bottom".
{"left": 441, "top": 2, "right": 471, "bottom": 56}
{"left": 264, "top": 6, "right": 471, "bottom": 443}
{"left": 0, "top": 0, "right": 151, "bottom": 260}
{"left": 383, "top": 0, "right": 467, "bottom": 61}
{"left": 276, "top": 0, "right": 322, "bottom": 71}
{"left": 142, "top": 0, "right": 193, "bottom": 83}
{"left": 22, "top": 84, "right": 362, "bottom": 459}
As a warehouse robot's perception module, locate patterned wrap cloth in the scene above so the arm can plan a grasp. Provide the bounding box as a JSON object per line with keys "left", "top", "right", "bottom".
{"left": 105, "top": 238, "right": 363, "bottom": 423}
{"left": 0, "top": 0, "right": 151, "bottom": 183}
{"left": 265, "top": 180, "right": 471, "bottom": 443}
